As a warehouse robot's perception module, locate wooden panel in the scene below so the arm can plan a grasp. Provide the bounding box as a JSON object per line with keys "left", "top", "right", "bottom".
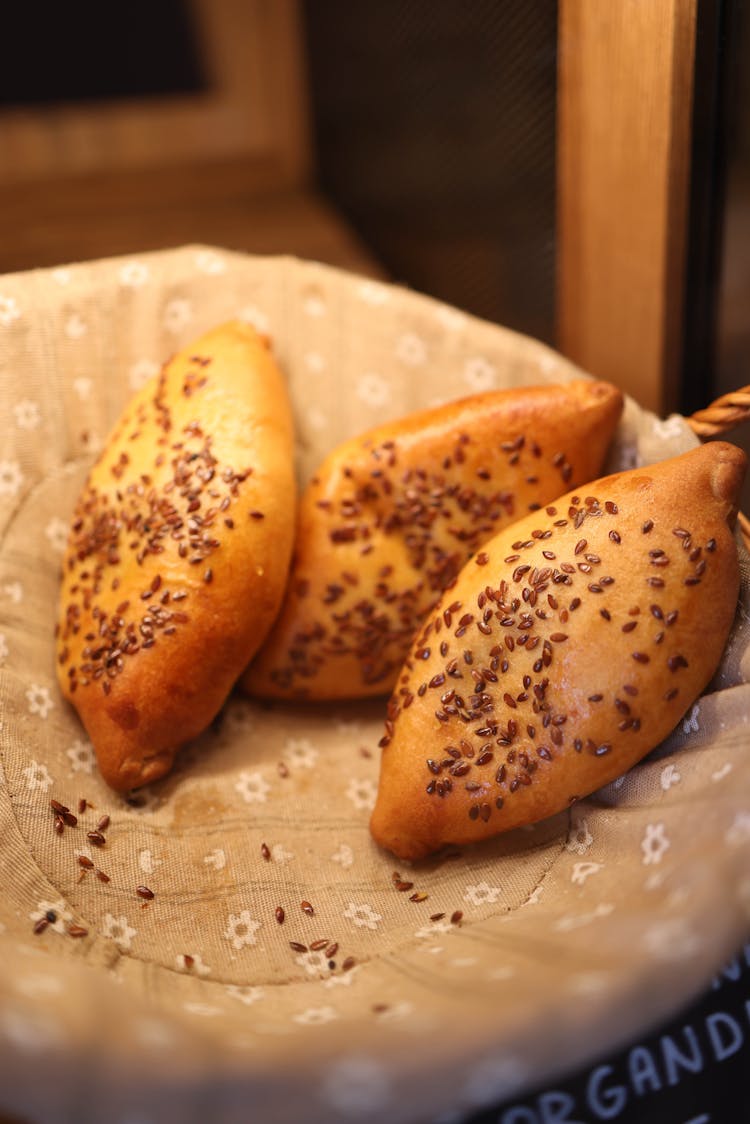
{"left": 0, "top": 0, "right": 379, "bottom": 283}
{"left": 0, "top": 0, "right": 312, "bottom": 190}
{"left": 557, "top": 0, "right": 697, "bottom": 413}
{"left": 0, "top": 166, "right": 385, "bottom": 279}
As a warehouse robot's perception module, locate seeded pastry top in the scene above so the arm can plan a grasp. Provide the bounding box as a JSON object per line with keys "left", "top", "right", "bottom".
{"left": 369, "top": 441, "right": 746, "bottom": 860}
{"left": 55, "top": 321, "right": 296, "bottom": 791}
{"left": 57, "top": 356, "right": 257, "bottom": 700}
{"left": 245, "top": 379, "right": 623, "bottom": 700}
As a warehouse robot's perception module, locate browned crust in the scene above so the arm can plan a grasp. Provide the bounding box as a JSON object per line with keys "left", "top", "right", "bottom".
{"left": 55, "top": 321, "right": 296, "bottom": 791}
{"left": 243, "top": 379, "right": 623, "bottom": 701}
{"left": 369, "top": 441, "right": 746, "bottom": 860}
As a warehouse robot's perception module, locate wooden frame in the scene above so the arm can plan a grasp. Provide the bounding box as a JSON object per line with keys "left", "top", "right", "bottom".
{"left": 0, "top": 0, "right": 312, "bottom": 190}
{"left": 0, "top": 0, "right": 384, "bottom": 279}
{"left": 557, "top": 0, "right": 698, "bottom": 414}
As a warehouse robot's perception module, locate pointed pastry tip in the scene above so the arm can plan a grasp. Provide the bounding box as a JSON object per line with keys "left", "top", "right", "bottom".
{"left": 587, "top": 379, "right": 624, "bottom": 405}
{"left": 706, "top": 441, "right": 747, "bottom": 526}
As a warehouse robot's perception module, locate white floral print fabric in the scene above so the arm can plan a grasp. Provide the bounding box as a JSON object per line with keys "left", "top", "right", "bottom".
{"left": 0, "top": 246, "right": 747, "bottom": 1124}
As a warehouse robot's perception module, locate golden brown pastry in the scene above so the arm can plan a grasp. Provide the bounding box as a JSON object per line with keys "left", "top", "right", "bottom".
{"left": 55, "top": 321, "right": 296, "bottom": 792}
{"left": 243, "top": 380, "right": 623, "bottom": 701}
{"left": 369, "top": 441, "right": 746, "bottom": 860}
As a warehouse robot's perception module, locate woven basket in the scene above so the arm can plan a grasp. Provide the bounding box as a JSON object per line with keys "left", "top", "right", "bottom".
{"left": 686, "top": 390, "right": 750, "bottom": 548}
{"left": 0, "top": 246, "right": 748, "bottom": 1124}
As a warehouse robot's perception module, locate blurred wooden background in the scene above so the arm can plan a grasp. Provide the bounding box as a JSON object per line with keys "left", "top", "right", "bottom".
{"left": 0, "top": 0, "right": 747, "bottom": 433}
{"left": 0, "top": 0, "right": 383, "bottom": 280}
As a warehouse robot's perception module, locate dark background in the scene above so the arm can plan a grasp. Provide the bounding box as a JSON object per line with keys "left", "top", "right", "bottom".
{"left": 302, "top": 0, "right": 557, "bottom": 346}
{"left": 0, "top": 1, "right": 207, "bottom": 105}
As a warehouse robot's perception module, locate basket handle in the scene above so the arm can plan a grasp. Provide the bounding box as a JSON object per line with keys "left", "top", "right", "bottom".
{"left": 685, "top": 385, "right": 750, "bottom": 439}
{"left": 684, "top": 385, "right": 750, "bottom": 551}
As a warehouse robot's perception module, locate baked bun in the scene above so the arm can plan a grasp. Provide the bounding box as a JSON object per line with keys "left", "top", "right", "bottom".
{"left": 55, "top": 321, "right": 296, "bottom": 792}
{"left": 243, "top": 380, "right": 623, "bottom": 701}
{"left": 369, "top": 441, "right": 746, "bottom": 860}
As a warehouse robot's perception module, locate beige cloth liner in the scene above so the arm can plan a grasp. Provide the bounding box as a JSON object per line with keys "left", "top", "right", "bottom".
{"left": 0, "top": 246, "right": 748, "bottom": 1124}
